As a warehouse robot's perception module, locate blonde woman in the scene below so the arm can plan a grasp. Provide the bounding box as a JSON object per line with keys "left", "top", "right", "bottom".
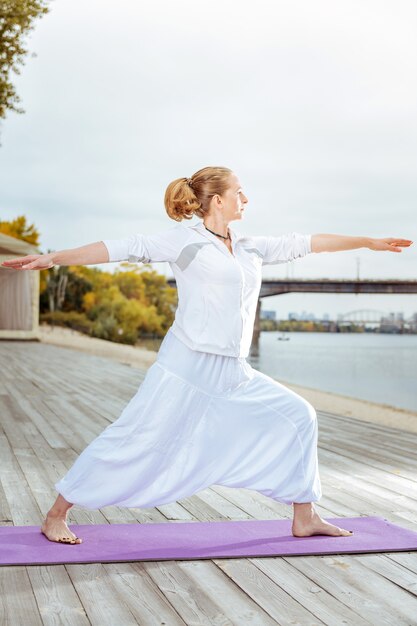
{"left": 2, "top": 166, "right": 412, "bottom": 544}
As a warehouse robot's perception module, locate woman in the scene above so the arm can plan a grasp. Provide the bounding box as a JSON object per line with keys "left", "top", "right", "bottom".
{"left": 2, "top": 166, "right": 412, "bottom": 545}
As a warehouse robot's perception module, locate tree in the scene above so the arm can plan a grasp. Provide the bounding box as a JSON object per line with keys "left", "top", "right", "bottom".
{"left": 82, "top": 284, "right": 166, "bottom": 345}
{"left": 39, "top": 265, "right": 93, "bottom": 314}
{"left": 44, "top": 265, "right": 68, "bottom": 313}
{"left": 138, "top": 267, "right": 178, "bottom": 331}
{"left": 0, "top": 213, "right": 40, "bottom": 244}
{"left": 0, "top": 0, "right": 49, "bottom": 123}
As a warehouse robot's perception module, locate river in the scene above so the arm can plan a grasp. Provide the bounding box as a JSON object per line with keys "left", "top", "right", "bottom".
{"left": 247, "top": 331, "right": 417, "bottom": 413}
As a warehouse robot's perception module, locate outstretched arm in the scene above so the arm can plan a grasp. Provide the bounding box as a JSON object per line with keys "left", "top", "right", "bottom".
{"left": 1, "top": 241, "right": 110, "bottom": 270}
{"left": 311, "top": 234, "right": 413, "bottom": 254}
{"left": 1, "top": 225, "right": 188, "bottom": 271}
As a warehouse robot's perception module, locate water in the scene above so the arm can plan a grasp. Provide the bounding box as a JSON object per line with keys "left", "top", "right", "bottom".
{"left": 248, "top": 332, "right": 417, "bottom": 413}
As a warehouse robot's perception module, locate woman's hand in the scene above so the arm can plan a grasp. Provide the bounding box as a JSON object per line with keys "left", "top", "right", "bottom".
{"left": 311, "top": 234, "right": 413, "bottom": 253}
{"left": 1, "top": 253, "right": 56, "bottom": 270}
{"left": 367, "top": 238, "right": 413, "bottom": 253}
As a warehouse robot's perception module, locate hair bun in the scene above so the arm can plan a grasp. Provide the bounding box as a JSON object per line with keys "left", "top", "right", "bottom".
{"left": 164, "top": 167, "right": 232, "bottom": 222}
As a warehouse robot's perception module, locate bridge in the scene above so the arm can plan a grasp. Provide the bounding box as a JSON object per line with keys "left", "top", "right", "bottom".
{"left": 258, "top": 278, "right": 417, "bottom": 297}
{"left": 338, "top": 309, "right": 386, "bottom": 324}
{"left": 336, "top": 309, "right": 416, "bottom": 333}
{"left": 166, "top": 278, "right": 417, "bottom": 355}
{"left": 166, "top": 277, "right": 417, "bottom": 298}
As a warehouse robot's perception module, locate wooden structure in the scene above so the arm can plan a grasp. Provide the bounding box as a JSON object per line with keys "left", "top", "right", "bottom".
{"left": 0, "top": 340, "right": 416, "bottom": 624}
{"left": 0, "top": 233, "right": 40, "bottom": 340}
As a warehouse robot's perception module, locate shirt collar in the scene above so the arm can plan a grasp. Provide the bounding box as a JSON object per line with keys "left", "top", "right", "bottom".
{"left": 192, "top": 220, "right": 241, "bottom": 243}
{"left": 190, "top": 220, "right": 242, "bottom": 258}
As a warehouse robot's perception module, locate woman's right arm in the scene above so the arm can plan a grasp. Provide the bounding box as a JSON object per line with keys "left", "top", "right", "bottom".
{"left": 2, "top": 224, "right": 191, "bottom": 271}
{"left": 1, "top": 241, "right": 110, "bottom": 270}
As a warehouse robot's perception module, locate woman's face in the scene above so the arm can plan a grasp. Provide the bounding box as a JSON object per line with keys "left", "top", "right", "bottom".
{"left": 217, "top": 173, "right": 248, "bottom": 221}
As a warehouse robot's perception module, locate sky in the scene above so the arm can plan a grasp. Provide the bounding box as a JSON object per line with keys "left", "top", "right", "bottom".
{"left": 0, "top": 0, "right": 416, "bottom": 318}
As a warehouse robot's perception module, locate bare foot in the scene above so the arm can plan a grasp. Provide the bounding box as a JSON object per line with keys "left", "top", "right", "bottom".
{"left": 292, "top": 509, "right": 353, "bottom": 538}
{"left": 41, "top": 513, "right": 82, "bottom": 544}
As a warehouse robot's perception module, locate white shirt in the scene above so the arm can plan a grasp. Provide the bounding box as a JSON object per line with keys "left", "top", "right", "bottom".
{"left": 102, "top": 220, "right": 312, "bottom": 358}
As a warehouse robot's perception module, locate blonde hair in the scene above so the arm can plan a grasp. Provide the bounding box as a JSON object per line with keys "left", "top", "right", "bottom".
{"left": 164, "top": 166, "right": 233, "bottom": 222}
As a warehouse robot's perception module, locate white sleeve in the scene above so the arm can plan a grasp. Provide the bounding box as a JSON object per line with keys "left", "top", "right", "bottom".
{"left": 101, "top": 225, "right": 187, "bottom": 264}
{"left": 252, "top": 233, "right": 312, "bottom": 265}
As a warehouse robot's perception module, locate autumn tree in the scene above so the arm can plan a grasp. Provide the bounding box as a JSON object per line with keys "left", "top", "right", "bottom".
{"left": 0, "top": 0, "right": 49, "bottom": 123}
{"left": 0, "top": 213, "right": 40, "bottom": 245}
{"left": 82, "top": 283, "right": 166, "bottom": 344}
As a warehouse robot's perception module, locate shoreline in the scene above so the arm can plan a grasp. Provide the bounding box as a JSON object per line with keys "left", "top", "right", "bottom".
{"left": 38, "top": 324, "right": 417, "bottom": 434}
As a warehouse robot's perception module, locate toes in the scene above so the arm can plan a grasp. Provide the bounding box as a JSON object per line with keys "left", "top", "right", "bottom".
{"left": 58, "top": 536, "right": 76, "bottom": 543}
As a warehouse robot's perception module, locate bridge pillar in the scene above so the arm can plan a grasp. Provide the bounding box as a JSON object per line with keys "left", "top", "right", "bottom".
{"left": 250, "top": 298, "right": 262, "bottom": 357}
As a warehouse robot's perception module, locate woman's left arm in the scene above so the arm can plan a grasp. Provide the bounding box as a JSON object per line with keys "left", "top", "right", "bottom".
{"left": 311, "top": 234, "right": 413, "bottom": 254}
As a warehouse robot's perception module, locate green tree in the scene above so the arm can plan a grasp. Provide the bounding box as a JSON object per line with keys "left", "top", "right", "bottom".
{"left": 0, "top": 0, "right": 49, "bottom": 122}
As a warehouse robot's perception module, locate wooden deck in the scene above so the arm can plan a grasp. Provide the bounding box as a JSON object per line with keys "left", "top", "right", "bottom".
{"left": 0, "top": 339, "right": 416, "bottom": 626}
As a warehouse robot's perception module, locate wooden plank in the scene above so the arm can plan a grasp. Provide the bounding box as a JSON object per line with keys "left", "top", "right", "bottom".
{"left": 319, "top": 418, "right": 417, "bottom": 457}
{"left": 319, "top": 465, "right": 417, "bottom": 516}
{"left": 318, "top": 410, "right": 417, "bottom": 440}
{"left": 27, "top": 566, "right": 90, "bottom": 626}
{"left": 142, "top": 559, "right": 279, "bottom": 626}
{"left": 0, "top": 471, "right": 13, "bottom": 526}
{"left": 103, "top": 562, "right": 187, "bottom": 625}
{"left": 212, "top": 558, "right": 323, "bottom": 626}
{"left": 65, "top": 563, "right": 138, "bottom": 624}
{"left": 318, "top": 428, "right": 417, "bottom": 464}
{"left": 319, "top": 440, "right": 417, "bottom": 483}
{"left": 284, "top": 553, "right": 417, "bottom": 626}
{"left": 0, "top": 567, "right": 43, "bottom": 625}
{"left": 318, "top": 447, "right": 417, "bottom": 500}
{"left": 11, "top": 394, "right": 68, "bottom": 450}
{"left": 385, "top": 552, "right": 417, "bottom": 575}
{"left": 191, "top": 487, "right": 254, "bottom": 520}
{"left": 353, "top": 553, "right": 417, "bottom": 595}
{"left": 0, "top": 433, "right": 43, "bottom": 526}
{"left": 222, "top": 557, "right": 370, "bottom": 626}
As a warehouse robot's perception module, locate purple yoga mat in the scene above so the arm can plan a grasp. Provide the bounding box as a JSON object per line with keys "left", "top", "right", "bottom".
{"left": 1, "top": 516, "right": 416, "bottom": 566}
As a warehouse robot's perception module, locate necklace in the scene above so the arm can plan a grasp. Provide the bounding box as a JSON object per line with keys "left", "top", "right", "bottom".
{"left": 203, "top": 223, "right": 230, "bottom": 241}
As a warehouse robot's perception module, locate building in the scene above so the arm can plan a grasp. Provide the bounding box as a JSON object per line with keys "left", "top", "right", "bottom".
{"left": 260, "top": 310, "right": 276, "bottom": 320}
{"left": 0, "top": 232, "right": 40, "bottom": 340}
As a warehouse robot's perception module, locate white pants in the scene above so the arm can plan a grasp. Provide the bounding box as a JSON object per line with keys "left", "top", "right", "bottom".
{"left": 55, "top": 328, "right": 322, "bottom": 509}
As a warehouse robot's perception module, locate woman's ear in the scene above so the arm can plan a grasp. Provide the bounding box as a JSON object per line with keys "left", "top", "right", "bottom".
{"left": 214, "top": 194, "right": 223, "bottom": 208}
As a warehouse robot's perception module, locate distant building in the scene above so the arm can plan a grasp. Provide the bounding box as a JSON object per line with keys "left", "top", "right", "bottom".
{"left": 300, "top": 310, "right": 316, "bottom": 321}
{"left": 289, "top": 311, "right": 319, "bottom": 322}
{"left": 260, "top": 310, "right": 276, "bottom": 320}
{"left": 380, "top": 311, "right": 406, "bottom": 333}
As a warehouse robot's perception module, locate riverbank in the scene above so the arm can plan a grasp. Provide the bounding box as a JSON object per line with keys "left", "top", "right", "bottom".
{"left": 39, "top": 324, "right": 417, "bottom": 434}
